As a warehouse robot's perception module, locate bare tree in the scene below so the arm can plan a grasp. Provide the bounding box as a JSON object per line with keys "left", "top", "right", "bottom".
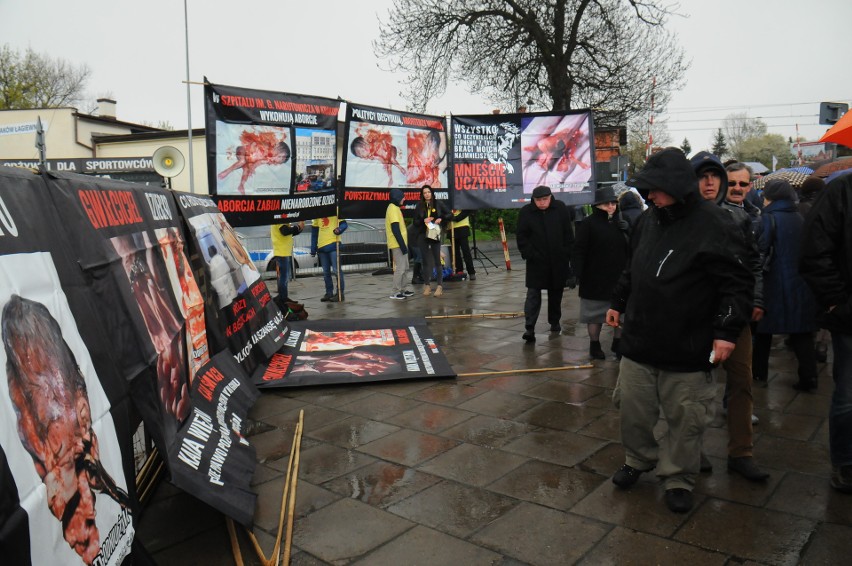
{"left": 374, "top": 0, "right": 689, "bottom": 126}
{"left": 0, "top": 44, "right": 90, "bottom": 110}
{"left": 723, "top": 112, "right": 767, "bottom": 159}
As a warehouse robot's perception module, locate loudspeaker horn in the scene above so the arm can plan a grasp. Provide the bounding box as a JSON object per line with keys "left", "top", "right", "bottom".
{"left": 152, "top": 146, "right": 185, "bottom": 178}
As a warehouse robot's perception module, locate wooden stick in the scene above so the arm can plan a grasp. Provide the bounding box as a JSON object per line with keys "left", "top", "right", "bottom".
{"left": 425, "top": 312, "right": 523, "bottom": 320}
{"left": 181, "top": 80, "right": 210, "bottom": 86}
{"left": 137, "top": 460, "right": 164, "bottom": 504}
{"left": 280, "top": 410, "right": 304, "bottom": 565}
{"left": 135, "top": 446, "right": 158, "bottom": 488}
{"left": 226, "top": 518, "right": 245, "bottom": 566}
{"left": 458, "top": 364, "right": 594, "bottom": 378}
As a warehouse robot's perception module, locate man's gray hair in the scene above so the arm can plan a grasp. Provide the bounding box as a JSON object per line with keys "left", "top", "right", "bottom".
{"left": 725, "top": 161, "right": 753, "bottom": 179}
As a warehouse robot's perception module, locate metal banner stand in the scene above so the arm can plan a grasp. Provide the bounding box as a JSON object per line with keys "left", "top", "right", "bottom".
{"left": 470, "top": 213, "right": 499, "bottom": 274}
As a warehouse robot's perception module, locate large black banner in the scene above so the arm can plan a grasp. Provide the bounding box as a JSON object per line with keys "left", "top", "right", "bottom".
{"left": 451, "top": 110, "right": 597, "bottom": 208}
{"left": 0, "top": 168, "right": 137, "bottom": 565}
{"left": 205, "top": 81, "right": 342, "bottom": 226}
{"left": 254, "top": 318, "right": 456, "bottom": 388}
{"left": 341, "top": 102, "right": 449, "bottom": 218}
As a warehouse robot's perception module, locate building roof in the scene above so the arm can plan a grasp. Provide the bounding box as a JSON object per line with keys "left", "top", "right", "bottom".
{"left": 743, "top": 161, "right": 769, "bottom": 174}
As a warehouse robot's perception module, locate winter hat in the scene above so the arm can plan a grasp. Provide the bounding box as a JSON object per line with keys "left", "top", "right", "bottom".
{"left": 627, "top": 147, "right": 697, "bottom": 203}
{"left": 593, "top": 185, "right": 617, "bottom": 205}
{"left": 532, "top": 185, "right": 552, "bottom": 199}
{"left": 763, "top": 178, "right": 797, "bottom": 202}
{"left": 799, "top": 176, "right": 825, "bottom": 199}
{"left": 389, "top": 188, "right": 404, "bottom": 205}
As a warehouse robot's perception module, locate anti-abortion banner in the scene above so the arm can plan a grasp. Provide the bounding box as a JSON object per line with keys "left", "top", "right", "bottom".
{"left": 451, "top": 110, "right": 596, "bottom": 209}
{"left": 168, "top": 350, "right": 259, "bottom": 526}
{"left": 0, "top": 168, "right": 137, "bottom": 565}
{"left": 341, "top": 102, "right": 449, "bottom": 218}
{"left": 253, "top": 317, "right": 456, "bottom": 388}
{"left": 214, "top": 190, "right": 337, "bottom": 227}
{"left": 174, "top": 192, "right": 289, "bottom": 381}
{"left": 205, "top": 81, "right": 341, "bottom": 226}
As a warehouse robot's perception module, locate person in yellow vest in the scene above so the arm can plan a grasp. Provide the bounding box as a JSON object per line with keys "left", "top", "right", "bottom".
{"left": 386, "top": 189, "right": 415, "bottom": 300}
{"left": 311, "top": 215, "right": 348, "bottom": 302}
{"left": 270, "top": 221, "right": 304, "bottom": 304}
{"left": 449, "top": 209, "right": 476, "bottom": 280}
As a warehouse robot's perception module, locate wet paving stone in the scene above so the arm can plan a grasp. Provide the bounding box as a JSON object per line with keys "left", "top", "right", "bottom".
{"left": 356, "top": 428, "right": 460, "bottom": 467}
{"left": 522, "top": 380, "right": 607, "bottom": 404}
{"left": 322, "top": 461, "right": 441, "bottom": 509}
{"left": 487, "top": 459, "right": 604, "bottom": 510}
{"left": 674, "top": 499, "right": 816, "bottom": 565}
{"left": 290, "top": 443, "right": 377, "bottom": 484}
{"left": 503, "top": 428, "right": 607, "bottom": 467}
{"left": 352, "top": 525, "right": 503, "bottom": 566}
{"left": 439, "top": 414, "right": 533, "bottom": 448}
{"left": 410, "top": 380, "right": 488, "bottom": 407}
{"left": 385, "top": 403, "right": 475, "bottom": 434}
{"left": 305, "top": 416, "right": 400, "bottom": 449}
{"left": 800, "top": 522, "right": 852, "bottom": 565}
{"left": 577, "top": 526, "right": 728, "bottom": 565}
{"left": 471, "top": 502, "right": 611, "bottom": 566}
{"left": 337, "top": 391, "right": 422, "bottom": 421}
{"left": 418, "top": 443, "right": 528, "bottom": 487}
{"left": 293, "top": 498, "right": 414, "bottom": 564}
{"left": 456, "top": 389, "right": 543, "bottom": 419}
{"left": 515, "top": 400, "right": 607, "bottom": 432}
{"left": 386, "top": 481, "right": 518, "bottom": 538}
{"left": 765, "top": 471, "right": 852, "bottom": 524}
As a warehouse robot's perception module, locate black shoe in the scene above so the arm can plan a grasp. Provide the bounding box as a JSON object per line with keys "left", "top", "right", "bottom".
{"left": 792, "top": 379, "right": 817, "bottom": 392}
{"left": 522, "top": 331, "right": 535, "bottom": 343}
{"left": 664, "top": 488, "right": 693, "bottom": 513}
{"left": 329, "top": 295, "right": 344, "bottom": 303}
{"left": 402, "top": 290, "right": 415, "bottom": 297}
{"left": 700, "top": 453, "right": 713, "bottom": 473}
{"left": 612, "top": 464, "right": 652, "bottom": 489}
{"left": 469, "top": 274, "right": 477, "bottom": 281}
{"left": 320, "top": 294, "right": 332, "bottom": 302}
{"left": 727, "top": 456, "right": 770, "bottom": 482}
{"left": 831, "top": 465, "right": 852, "bottom": 494}
{"left": 550, "top": 324, "right": 561, "bottom": 333}
{"left": 590, "top": 340, "right": 605, "bottom": 360}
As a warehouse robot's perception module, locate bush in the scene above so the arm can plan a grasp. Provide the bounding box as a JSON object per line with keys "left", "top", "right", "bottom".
{"left": 472, "top": 209, "right": 519, "bottom": 239}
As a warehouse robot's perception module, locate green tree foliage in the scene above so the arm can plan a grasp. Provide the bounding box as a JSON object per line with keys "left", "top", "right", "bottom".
{"left": 711, "top": 129, "right": 728, "bottom": 159}
{"left": 375, "top": 1, "right": 688, "bottom": 126}
{"left": 738, "top": 134, "right": 791, "bottom": 170}
{"left": 680, "top": 137, "right": 691, "bottom": 157}
{"left": 0, "top": 44, "right": 90, "bottom": 110}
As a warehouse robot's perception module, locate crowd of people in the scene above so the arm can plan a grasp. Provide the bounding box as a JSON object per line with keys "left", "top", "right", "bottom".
{"left": 262, "top": 154, "right": 851, "bottom": 513}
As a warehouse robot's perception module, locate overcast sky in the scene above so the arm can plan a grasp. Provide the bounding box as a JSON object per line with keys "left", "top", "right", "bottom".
{"left": 2, "top": 0, "right": 850, "bottom": 155}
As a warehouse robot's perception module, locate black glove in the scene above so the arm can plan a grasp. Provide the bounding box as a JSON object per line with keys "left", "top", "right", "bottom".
{"left": 617, "top": 219, "right": 629, "bottom": 232}
{"left": 565, "top": 276, "right": 577, "bottom": 290}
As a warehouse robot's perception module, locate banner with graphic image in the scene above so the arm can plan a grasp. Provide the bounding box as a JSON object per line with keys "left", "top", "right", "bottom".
{"left": 451, "top": 110, "right": 596, "bottom": 209}
{"left": 341, "top": 102, "right": 449, "bottom": 218}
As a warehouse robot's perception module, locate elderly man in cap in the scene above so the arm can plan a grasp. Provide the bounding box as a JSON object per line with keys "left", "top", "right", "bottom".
{"left": 516, "top": 185, "right": 575, "bottom": 342}
{"left": 690, "top": 152, "right": 769, "bottom": 482}
{"left": 606, "top": 147, "right": 752, "bottom": 513}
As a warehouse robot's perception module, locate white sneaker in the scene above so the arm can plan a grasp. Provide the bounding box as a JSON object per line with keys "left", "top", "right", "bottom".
{"left": 389, "top": 293, "right": 406, "bottom": 300}
{"left": 752, "top": 414, "right": 759, "bottom": 425}
{"left": 402, "top": 290, "right": 415, "bottom": 297}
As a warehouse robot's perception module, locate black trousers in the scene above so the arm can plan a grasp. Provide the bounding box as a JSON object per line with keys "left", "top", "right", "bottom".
{"left": 752, "top": 332, "right": 817, "bottom": 382}
{"left": 524, "top": 287, "right": 564, "bottom": 331}
{"left": 452, "top": 227, "right": 475, "bottom": 275}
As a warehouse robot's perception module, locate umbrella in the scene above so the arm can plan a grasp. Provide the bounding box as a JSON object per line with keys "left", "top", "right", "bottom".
{"left": 820, "top": 110, "right": 852, "bottom": 148}
{"left": 753, "top": 170, "right": 810, "bottom": 191}
{"left": 812, "top": 157, "right": 852, "bottom": 178}
{"left": 784, "top": 166, "right": 814, "bottom": 175}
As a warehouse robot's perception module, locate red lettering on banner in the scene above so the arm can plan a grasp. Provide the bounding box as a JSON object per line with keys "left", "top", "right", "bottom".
{"left": 232, "top": 298, "right": 247, "bottom": 315}
{"left": 262, "top": 353, "right": 292, "bottom": 381}
{"left": 197, "top": 366, "right": 225, "bottom": 402}
{"left": 395, "top": 329, "right": 409, "bottom": 344}
{"left": 453, "top": 162, "right": 507, "bottom": 191}
{"left": 77, "top": 189, "right": 144, "bottom": 229}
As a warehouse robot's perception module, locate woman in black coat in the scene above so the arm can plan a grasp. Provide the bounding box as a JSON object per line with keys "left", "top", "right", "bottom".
{"left": 412, "top": 185, "right": 451, "bottom": 296}
{"left": 753, "top": 179, "right": 819, "bottom": 390}
{"left": 573, "top": 186, "right": 630, "bottom": 358}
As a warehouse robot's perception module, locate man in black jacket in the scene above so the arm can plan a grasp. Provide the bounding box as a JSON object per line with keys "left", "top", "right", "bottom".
{"left": 516, "top": 185, "right": 574, "bottom": 342}
{"left": 690, "top": 154, "right": 769, "bottom": 482}
{"left": 606, "top": 148, "right": 752, "bottom": 513}
{"left": 799, "top": 173, "right": 852, "bottom": 494}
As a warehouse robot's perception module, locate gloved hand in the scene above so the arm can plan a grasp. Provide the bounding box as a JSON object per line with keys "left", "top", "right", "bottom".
{"left": 310, "top": 247, "right": 317, "bottom": 257}
{"left": 617, "top": 219, "right": 629, "bottom": 232}
{"left": 333, "top": 228, "right": 341, "bottom": 235}
{"left": 565, "top": 276, "right": 577, "bottom": 290}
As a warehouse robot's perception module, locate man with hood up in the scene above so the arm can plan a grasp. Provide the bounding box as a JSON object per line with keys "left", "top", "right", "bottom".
{"left": 386, "top": 188, "right": 415, "bottom": 300}
{"left": 690, "top": 152, "right": 769, "bottom": 482}
{"left": 605, "top": 147, "right": 752, "bottom": 513}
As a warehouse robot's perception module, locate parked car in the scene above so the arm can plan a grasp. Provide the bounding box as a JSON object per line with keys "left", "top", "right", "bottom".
{"left": 235, "top": 219, "right": 388, "bottom": 278}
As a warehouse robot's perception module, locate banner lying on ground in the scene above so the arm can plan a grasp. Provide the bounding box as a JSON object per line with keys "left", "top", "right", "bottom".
{"left": 451, "top": 110, "right": 596, "bottom": 209}
{"left": 0, "top": 168, "right": 137, "bottom": 565}
{"left": 204, "top": 81, "right": 341, "bottom": 226}
{"left": 341, "top": 102, "right": 449, "bottom": 218}
{"left": 254, "top": 318, "right": 456, "bottom": 388}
